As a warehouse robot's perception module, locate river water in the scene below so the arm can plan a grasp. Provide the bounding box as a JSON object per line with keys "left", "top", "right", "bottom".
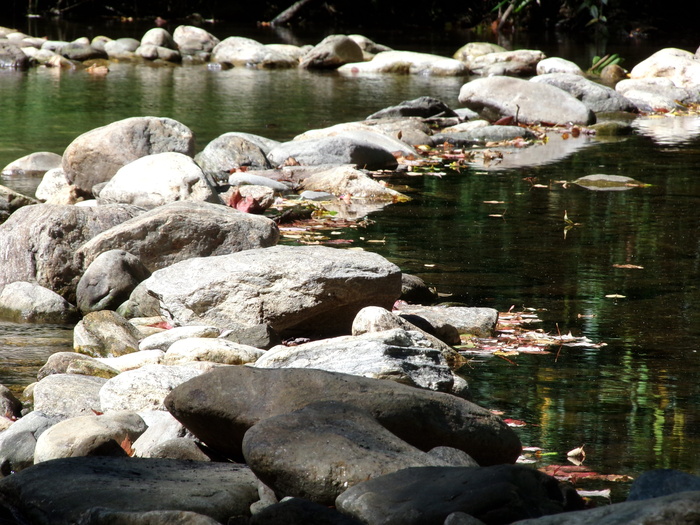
{"left": 2, "top": 19, "right": 700, "bottom": 500}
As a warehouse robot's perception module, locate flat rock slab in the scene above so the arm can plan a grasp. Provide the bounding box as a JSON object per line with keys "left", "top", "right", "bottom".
{"left": 0, "top": 456, "right": 259, "bottom": 524}
{"left": 164, "top": 366, "right": 521, "bottom": 466}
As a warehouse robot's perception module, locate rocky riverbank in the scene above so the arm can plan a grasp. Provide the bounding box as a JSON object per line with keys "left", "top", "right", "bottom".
{"left": 2, "top": 22, "right": 700, "bottom": 524}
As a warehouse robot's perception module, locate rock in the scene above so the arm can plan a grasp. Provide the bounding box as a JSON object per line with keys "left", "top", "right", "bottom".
{"left": 453, "top": 42, "right": 507, "bottom": 62}
{"left": 514, "top": 490, "right": 700, "bottom": 524}
{"left": 34, "top": 168, "right": 80, "bottom": 204}
{"left": 163, "top": 337, "right": 264, "bottom": 365}
{"left": 536, "top": 57, "right": 584, "bottom": 76}
{"left": 79, "top": 508, "right": 222, "bottom": 525}
{"left": 227, "top": 172, "right": 292, "bottom": 193}
{"left": 0, "top": 386, "right": 21, "bottom": 420}
{"left": 33, "top": 374, "right": 107, "bottom": 418}
{"left": 427, "top": 446, "right": 479, "bottom": 467}
{"left": 600, "top": 63, "right": 628, "bottom": 85}
{"left": 0, "top": 41, "right": 29, "bottom": 69}
{"left": 629, "top": 47, "right": 700, "bottom": 90}
{"left": 0, "top": 456, "right": 259, "bottom": 524}
{"left": 300, "top": 34, "right": 364, "bottom": 69}
{"left": 220, "top": 323, "right": 281, "bottom": 350}
{"left": 95, "top": 350, "right": 165, "bottom": 372}
{"left": 104, "top": 38, "right": 140, "bottom": 59}
{"left": 33, "top": 411, "right": 146, "bottom": 463}
{"left": 221, "top": 184, "right": 276, "bottom": 213}
{"left": 98, "top": 152, "right": 221, "bottom": 207}
{"left": 196, "top": 133, "right": 273, "bottom": 181}
{"left": 38, "top": 352, "right": 96, "bottom": 380}
{"left": 0, "top": 281, "right": 78, "bottom": 323}
{"left": 433, "top": 125, "right": 537, "bottom": 146}
{"left": 349, "top": 34, "right": 392, "bottom": 58}
{"left": 0, "top": 203, "right": 142, "bottom": 301}
{"left": 1, "top": 151, "right": 62, "bottom": 176}
{"left": 212, "top": 36, "right": 299, "bottom": 68}
{"left": 139, "top": 326, "right": 221, "bottom": 351}
{"left": 75, "top": 201, "right": 280, "bottom": 274}
{"left": 76, "top": 250, "right": 151, "bottom": 314}
{"left": 338, "top": 50, "right": 468, "bottom": 76}
{"left": 164, "top": 366, "right": 521, "bottom": 466}
{"left": 60, "top": 42, "right": 106, "bottom": 61}
{"left": 243, "top": 401, "right": 454, "bottom": 504}
{"left": 530, "top": 73, "right": 637, "bottom": 113}
{"left": 73, "top": 310, "right": 142, "bottom": 358}
{"left": 267, "top": 136, "right": 399, "bottom": 170}
{"left": 141, "top": 28, "right": 175, "bottom": 49}
{"left": 335, "top": 464, "right": 583, "bottom": 524}
{"left": 400, "top": 273, "right": 437, "bottom": 304}
{"left": 250, "top": 497, "right": 362, "bottom": 525}
{"left": 395, "top": 305, "right": 499, "bottom": 338}
{"left": 465, "top": 49, "right": 546, "bottom": 77}
{"left": 294, "top": 124, "right": 417, "bottom": 157}
{"left": 615, "top": 77, "right": 700, "bottom": 112}
{"left": 65, "top": 358, "right": 120, "bottom": 379}
{"left": 0, "top": 411, "right": 60, "bottom": 475}
{"left": 626, "top": 469, "right": 700, "bottom": 501}
{"left": 367, "top": 96, "right": 458, "bottom": 119}
{"left": 147, "top": 437, "right": 213, "bottom": 461}
{"left": 173, "top": 25, "right": 220, "bottom": 55}
{"left": 100, "top": 364, "right": 206, "bottom": 412}
{"left": 300, "top": 165, "right": 406, "bottom": 201}
{"left": 255, "top": 328, "right": 457, "bottom": 393}
{"left": 62, "top": 116, "right": 196, "bottom": 196}
{"left": 458, "top": 76, "right": 595, "bottom": 126}
{"left": 131, "top": 410, "right": 193, "bottom": 458}
{"left": 136, "top": 245, "right": 401, "bottom": 336}
{"left": 0, "top": 185, "right": 39, "bottom": 223}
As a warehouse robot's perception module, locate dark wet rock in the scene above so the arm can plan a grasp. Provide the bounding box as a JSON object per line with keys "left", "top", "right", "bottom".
{"left": 459, "top": 76, "right": 595, "bottom": 126}
{"left": 335, "top": 465, "right": 584, "bottom": 524}
{"left": 0, "top": 456, "right": 259, "bottom": 524}
{"left": 164, "top": 366, "right": 521, "bottom": 465}
{"left": 0, "top": 203, "right": 143, "bottom": 302}
{"left": 367, "top": 96, "right": 458, "bottom": 119}
{"left": 0, "top": 41, "right": 29, "bottom": 69}
{"left": 62, "top": 116, "right": 195, "bottom": 196}
{"left": 0, "top": 281, "right": 79, "bottom": 324}
{"left": 251, "top": 497, "right": 362, "bottom": 525}
{"left": 627, "top": 469, "right": 700, "bottom": 501}
{"left": 135, "top": 245, "right": 401, "bottom": 336}
{"left": 0, "top": 386, "right": 21, "bottom": 421}
{"left": 0, "top": 184, "right": 39, "bottom": 222}
{"left": 243, "top": 401, "right": 453, "bottom": 504}
{"left": 76, "top": 250, "right": 151, "bottom": 314}
{"left": 400, "top": 273, "right": 438, "bottom": 304}
{"left": 531, "top": 73, "right": 637, "bottom": 113}
{"left": 76, "top": 201, "right": 279, "bottom": 275}
{"left": 78, "top": 508, "right": 222, "bottom": 525}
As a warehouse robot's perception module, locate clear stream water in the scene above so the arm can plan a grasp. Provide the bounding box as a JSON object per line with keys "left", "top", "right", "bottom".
{"left": 2, "top": 18, "right": 700, "bottom": 500}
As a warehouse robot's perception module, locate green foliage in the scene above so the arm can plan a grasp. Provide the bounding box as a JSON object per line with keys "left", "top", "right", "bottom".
{"left": 587, "top": 53, "right": 623, "bottom": 75}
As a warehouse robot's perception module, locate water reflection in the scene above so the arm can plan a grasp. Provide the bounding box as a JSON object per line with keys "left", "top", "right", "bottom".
{"left": 632, "top": 115, "right": 700, "bottom": 145}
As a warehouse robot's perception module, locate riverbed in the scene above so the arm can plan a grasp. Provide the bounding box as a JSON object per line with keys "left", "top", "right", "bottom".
{"left": 2, "top": 19, "right": 700, "bottom": 500}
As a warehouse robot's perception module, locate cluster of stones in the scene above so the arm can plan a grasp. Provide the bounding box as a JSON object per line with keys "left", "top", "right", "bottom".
{"left": 1, "top": 24, "right": 700, "bottom": 523}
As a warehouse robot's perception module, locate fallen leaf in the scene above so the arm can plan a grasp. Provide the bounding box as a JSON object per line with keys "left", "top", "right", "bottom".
{"left": 613, "top": 264, "right": 644, "bottom": 269}
{"left": 577, "top": 489, "right": 611, "bottom": 499}
{"left": 605, "top": 294, "right": 626, "bottom": 299}
{"left": 567, "top": 444, "right": 586, "bottom": 458}
{"left": 120, "top": 436, "right": 134, "bottom": 457}
{"left": 503, "top": 418, "right": 527, "bottom": 427}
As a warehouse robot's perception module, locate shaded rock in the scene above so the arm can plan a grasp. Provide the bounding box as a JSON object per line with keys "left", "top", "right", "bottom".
{"left": 349, "top": 34, "right": 392, "bottom": 58}
{"left": 300, "top": 34, "right": 364, "bottom": 69}
{"left": 458, "top": 76, "right": 595, "bottom": 126}
{"left": 0, "top": 185, "right": 39, "bottom": 223}
{"left": 255, "top": 328, "right": 457, "bottom": 393}
{"left": 400, "top": 273, "right": 437, "bottom": 304}
{"left": 33, "top": 411, "right": 146, "bottom": 463}
{"left": 466, "top": 49, "right": 546, "bottom": 77}
{"left": 212, "top": 36, "right": 299, "bottom": 68}
{"left": 0, "top": 281, "right": 78, "bottom": 323}
{"left": 626, "top": 468, "right": 700, "bottom": 501}
{"left": 300, "top": 165, "right": 406, "bottom": 201}
{"left": 514, "top": 490, "right": 700, "bottom": 524}
{"left": 33, "top": 374, "right": 107, "bottom": 418}
{"left": 0, "top": 411, "right": 60, "bottom": 475}
{"left": 164, "top": 366, "right": 521, "bottom": 465}
{"left": 76, "top": 250, "right": 151, "bottom": 314}
{"left": 137, "top": 245, "right": 401, "bottom": 336}
{"left": 536, "top": 57, "right": 584, "bottom": 76}
{"left": 531, "top": 73, "right": 637, "bottom": 113}
{"left": 0, "top": 386, "right": 21, "bottom": 421}
{"left": 1, "top": 151, "right": 62, "bottom": 176}
{"left": 76, "top": 201, "right": 280, "bottom": 274}
{"left": 0, "top": 41, "right": 29, "bottom": 69}
{"left": 600, "top": 63, "right": 628, "bottom": 85}
{"left": 147, "top": 437, "right": 213, "bottom": 461}
{"left": 220, "top": 323, "right": 281, "bottom": 350}
{"left": 243, "top": 401, "right": 453, "bottom": 504}
{"left": 163, "top": 337, "right": 264, "bottom": 365}
{"left": 100, "top": 364, "right": 205, "bottom": 412}
{"left": 73, "top": 310, "right": 142, "bottom": 358}
{"left": 367, "top": 96, "right": 458, "bottom": 119}
{"left": 395, "top": 305, "right": 498, "bottom": 338}
{"left": 268, "top": 136, "right": 399, "bottom": 170}
{"left": 427, "top": 446, "right": 479, "bottom": 467}
{"left": 250, "top": 497, "right": 362, "bottom": 525}
{"left": 62, "top": 116, "right": 196, "bottom": 196}
{"left": 335, "top": 465, "right": 583, "bottom": 525}
{"left": 0, "top": 456, "right": 259, "bottom": 524}
{"left": 0, "top": 203, "right": 142, "bottom": 301}
{"left": 78, "top": 508, "right": 222, "bottom": 525}
{"left": 196, "top": 133, "right": 273, "bottom": 181}
{"left": 60, "top": 42, "right": 106, "bottom": 61}
{"left": 139, "top": 326, "right": 221, "bottom": 351}
{"left": 338, "top": 51, "right": 468, "bottom": 76}
{"left": 98, "top": 152, "right": 221, "bottom": 207}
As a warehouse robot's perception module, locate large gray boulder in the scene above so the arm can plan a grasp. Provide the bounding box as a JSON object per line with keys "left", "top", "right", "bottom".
{"left": 458, "top": 76, "right": 596, "bottom": 126}
{"left": 255, "top": 328, "right": 457, "bottom": 393}
{"left": 530, "top": 73, "right": 637, "bottom": 113}
{"left": 335, "top": 465, "right": 583, "bottom": 524}
{"left": 75, "top": 201, "right": 280, "bottom": 274}
{"left": 98, "top": 152, "right": 222, "bottom": 207}
{"left": 62, "top": 117, "right": 195, "bottom": 196}
{"left": 211, "top": 36, "right": 299, "bottom": 68}
{"left": 32, "top": 374, "right": 107, "bottom": 419}
{"left": 0, "top": 204, "right": 143, "bottom": 301}
{"left": 242, "top": 401, "right": 455, "bottom": 504}
{"left": 395, "top": 305, "right": 499, "bottom": 339}
{"left": 196, "top": 133, "right": 274, "bottom": 181}
{"left": 615, "top": 77, "right": 700, "bottom": 112}
{"left": 629, "top": 47, "right": 700, "bottom": 91}
{"left": 1, "top": 151, "right": 62, "bottom": 176}
{"left": 0, "top": 281, "right": 78, "bottom": 323}
{"left": 0, "top": 411, "right": 61, "bottom": 475}
{"left": 464, "top": 49, "right": 546, "bottom": 77}
{"left": 134, "top": 245, "right": 401, "bottom": 336}
{"left": 164, "top": 366, "right": 521, "bottom": 466}
{"left": 0, "top": 456, "right": 259, "bottom": 524}
{"left": 300, "top": 34, "right": 364, "bottom": 69}
{"left": 267, "top": 136, "right": 399, "bottom": 170}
